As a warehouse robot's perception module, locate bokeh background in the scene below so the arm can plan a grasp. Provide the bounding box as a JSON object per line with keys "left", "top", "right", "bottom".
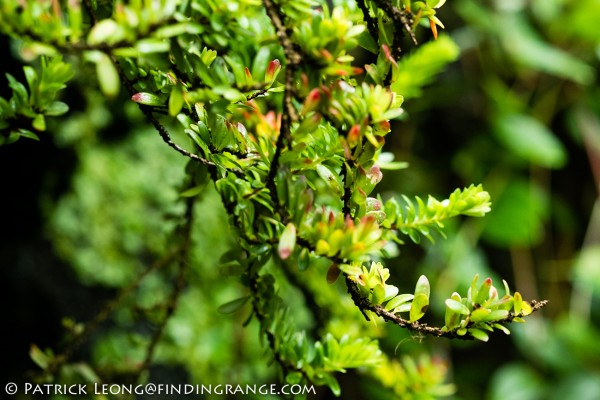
{"left": 1, "top": 0, "right": 599, "bottom": 398}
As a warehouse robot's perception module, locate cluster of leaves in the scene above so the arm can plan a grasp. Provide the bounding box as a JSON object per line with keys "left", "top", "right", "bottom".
{"left": 230, "top": 253, "right": 386, "bottom": 396}
{"left": 442, "top": 275, "right": 533, "bottom": 342}
{"left": 0, "top": 57, "right": 73, "bottom": 144}
{"left": 0, "top": 0, "right": 548, "bottom": 398}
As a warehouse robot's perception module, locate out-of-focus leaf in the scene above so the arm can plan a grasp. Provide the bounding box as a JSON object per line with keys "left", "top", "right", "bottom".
{"left": 390, "top": 35, "right": 460, "bottom": 99}
{"left": 45, "top": 101, "right": 69, "bottom": 116}
{"left": 278, "top": 223, "right": 296, "bottom": 260}
{"left": 87, "top": 19, "right": 125, "bottom": 45}
{"left": 445, "top": 298, "right": 470, "bottom": 315}
{"left": 572, "top": 245, "right": 600, "bottom": 292}
{"left": 29, "top": 344, "right": 51, "bottom": 370}
{"left": 481, "top": 179, "right": 548, "bottom": 247}
{"left": 217, "top": 296, "right": 250, "bottom": 314}
{"left": 499, "top": 14, "right": 595, "bottom": 85}
{"left": 493, "top": 113, "right": 567, "bottom": 168}
{"left": 409, "top": 293, "right": 429, "bottom": 322}
{"left": 95, "top": 52, "right": 120, "bottom": 98}
{"left": 488, "top": 363, "right": 545, "bottom": 400}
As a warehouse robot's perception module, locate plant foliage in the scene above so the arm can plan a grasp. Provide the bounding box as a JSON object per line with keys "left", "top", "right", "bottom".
{"left": 0, "top": 0, "right": 547, "bottom": 397}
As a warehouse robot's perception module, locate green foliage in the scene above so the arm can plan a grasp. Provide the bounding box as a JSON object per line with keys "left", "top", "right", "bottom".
{"left": 389, "top": 35, "right": 460, "bottom": 99}
{"left": 384, "top": 184, "right": 492, "bottom": 243}
{"left": 371, "top": 354, "right": 456, "bottom": 399}
{"left": 442, "top": 275, "right": 533, "bottom": 341}
{"left": 0, "top": 57, "right": 73, "bottom": 143}
{"left": 397, "top": 0, "right": 600, "bottom": 397}
{"left": 0, "top": 0, "right": 549, "bottom": 398}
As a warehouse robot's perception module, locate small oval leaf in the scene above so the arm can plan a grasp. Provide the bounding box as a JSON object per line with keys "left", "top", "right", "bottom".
{"left": 217, "top": 296, "right": 250, "bottom": 314}
{"left": 469, "top": 328, "right": 489, "bottom": 342}
{"left": 445, "top": 298, "right": 470, "bottom": 315}
{"left": 409, "top": 293, "right": 429, "bottom": 322}
{"left": 278, "top": 223, "right": 296, "bottom": 260}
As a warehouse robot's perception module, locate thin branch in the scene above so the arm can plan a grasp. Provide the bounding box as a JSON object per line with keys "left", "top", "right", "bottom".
{"left": 355, "top": 0, "right": 379, "bottom": 46}
{"left": 370, "top": 0, "right": 417, "bottom": 61}
{"left": 341, "top": 161, "right": 353, "bottom": 217}
{"left": 137, "top": 105, "right": 220, "bottom": 168}
{"left": 47, "top": 245, "right": 185, "bottom": 374}
{"left": 345, "top": 276, "right": 548, "bottom": 340}
{"left": 263, "top": 0, "right": 301, "bottom": 218}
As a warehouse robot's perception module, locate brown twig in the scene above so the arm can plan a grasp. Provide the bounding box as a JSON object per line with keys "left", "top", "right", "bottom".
{"left": 46, "top": 245, "right": 185, "bottom": 375}
{"left": 345, "top": 276, "right": 548, "bottom": 340}
{"left": 262, "top": 0, "right": 301, "bottom": 218}
{"left": 356, "top": 0, "right": 379, "bottom": 46}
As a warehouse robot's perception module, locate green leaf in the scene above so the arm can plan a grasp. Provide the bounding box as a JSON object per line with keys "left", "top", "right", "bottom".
{"left": 493, "top": 113, "right": 567, "bottom": 168}
{"left": 385, "top": 293, "right": 414, "bottom": 311}
{"left": 95, "top": 53, "right": 120, "bottom": 98}
{"left": 390, "top": 35, "right": 460, "bottom": 99}
{"left": 18, "top": 129, "right": 39, "bottom": 141}
{"left": 513, "top": 292, "right": 523, "bottom": 314}
{"left": 482, "top": 179, "right": 548, "bottom": 247}
{"left": 372, "top": 284, "right": 386, "bottom": 305}
{"left": 409, "top": 293, "right": 429, "bottom": 322}
{"left": 445, "top": 298, "right": 470, "bottom": 315}
{"left": 32, "top": 114, "right": 46, "bottom": 131}
{"left": 488, "top": 364, "right": 545, "bottom": 400}
{"left": 572, "top": 245, "right": 600, "bottom": 293}
{"left": 298, "top": 247, "right": 310, "bottom": 272}
{"left": 316, "top": 164, "right": 343, "bottom": 195}
{"left": 155, "top": 22, "right": 203, "bottom": 38}
{"left": 499, "top": 14, "right": 594, "bottom": 85}
{"left": 492, "top": 323, "right": 511, "bottom": 335}
{"left": 414, "top": 275, "right": 430, "bottom": 298}
{"left": 136, "top": 38, "right": 170, "bottom": 53}
{"left": 278, "top": 223, "right": 297, "bottom": 260}
{"left": 169, "top": 86, "right": 185, "bottom": 116}
{"left": 323, "top": 372, "right": 341, "bottom": 397}
{"left": 213, "top": 86, "right": 246, "bottom": 102}
{"left": 483, "top": 309, "right": 509, "bottom": 322}
{"left": 29, "top": 344, "right": 51, "bottom": 370}
{"left": 87, "top": 19, "right": 124, "bottom": 45}
{"left": 131, "top": 92, "right": 164, "bottom": 106}
{"left": 357, "top": 30, "right": 378, "bottom": 54}
{"left": 468, "top": 328, "right": 489, "bottom": 342}
{"left": 6, "top": 73, "right": 29, "bottom": 106}
{"left": 179, "top": 185, "right": 205, "bottom": 198}
{"left": 217, "top": 296, "right": 250, "bottom": 314}
{"left": 470, "top": 307, "right": 491, "bottom": 323}
{"left": 45, "top": 101, "right": 69, "bottom": 116}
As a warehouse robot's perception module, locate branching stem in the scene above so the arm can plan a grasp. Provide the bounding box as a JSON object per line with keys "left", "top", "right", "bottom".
{"left": 345, "top": 276, "right": 548, "bottom": 340}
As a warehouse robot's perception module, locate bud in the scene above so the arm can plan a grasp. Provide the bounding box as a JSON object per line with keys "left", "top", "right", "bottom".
{"left": 265, "top": 59, "right": 281, "bottom": 84}
{"left": 301, "top": 89, "right": 321, "bottom": 115}
{"left": 373, "top": 120, "right": 391, "bottom": 135}
{"left": 475, "top": 277, "right": 493, "bottom": 306}
{"left": 278, "top": 223, "right": 296, "bottom": 260}
{"left": 347, "top": 124, "right": 361, "bottom": 148}
{"left": 131, "top": 92, "right": 163, "bottom": 106}
{"left": 365, "top": 197, "right": 382, "bottom": 212}
{"left": 295, "top": 113, "right": 322, "bottom": 136}
{"left": 382, "top": 44, "right": 397, "bottom": 66}
{"left": 244, "top": 67, "right": 253, "bottom": 86}
{"left": 367, "top": 165, "right": 383, "bottom": 185}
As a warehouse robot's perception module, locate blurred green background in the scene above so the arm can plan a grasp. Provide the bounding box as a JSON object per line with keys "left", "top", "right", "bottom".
{"left": 1, "top": 0, "right": 599, "bottom": 398}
